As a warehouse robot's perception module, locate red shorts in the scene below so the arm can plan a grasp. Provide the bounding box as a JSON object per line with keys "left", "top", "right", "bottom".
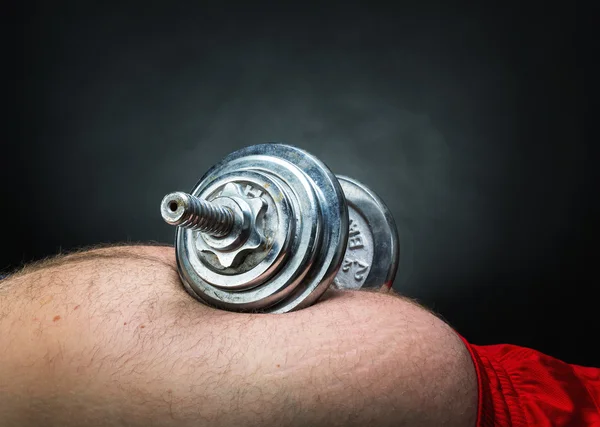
{"left": 460, "top": 337, "right": 600, "bottom": 426}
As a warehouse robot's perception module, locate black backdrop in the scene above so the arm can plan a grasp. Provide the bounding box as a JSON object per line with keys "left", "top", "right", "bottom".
{"left": 3, "top": 2, "right": 597, "bottom": 366}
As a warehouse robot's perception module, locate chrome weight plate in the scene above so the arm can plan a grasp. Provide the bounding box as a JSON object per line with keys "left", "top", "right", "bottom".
{"left": 333, "top": 176, "right": 399, "bottom": 291}
{"left": 173, "top": 144, "right": 349, "bottom": 313}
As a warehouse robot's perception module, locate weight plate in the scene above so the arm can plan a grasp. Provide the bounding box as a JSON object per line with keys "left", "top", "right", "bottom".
{"left": 175, "top": 143, "right": 349, "bottom": 313}
{"left": 333, "top": 176, "right": 399, "bottom": 290}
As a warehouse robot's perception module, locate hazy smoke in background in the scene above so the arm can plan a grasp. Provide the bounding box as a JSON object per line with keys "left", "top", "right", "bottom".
{"left": 28, "top": 29, "right": 501, "bottom": 296}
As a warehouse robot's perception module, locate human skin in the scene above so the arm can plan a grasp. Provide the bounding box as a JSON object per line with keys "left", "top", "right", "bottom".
{"left": 0, "top": 245, "right": 477, "bottom": 427}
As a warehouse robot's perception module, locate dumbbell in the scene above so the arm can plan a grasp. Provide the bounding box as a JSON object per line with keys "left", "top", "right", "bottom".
{"left": 160, "top": 143, "right": 399, "bottom": 313}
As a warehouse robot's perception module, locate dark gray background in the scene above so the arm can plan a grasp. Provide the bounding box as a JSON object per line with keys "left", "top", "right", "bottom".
{"left": 3, "top": 2, "right": 597, "bottom": 365}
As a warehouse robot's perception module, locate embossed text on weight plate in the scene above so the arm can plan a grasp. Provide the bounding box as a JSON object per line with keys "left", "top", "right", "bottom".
{"left": 334, "top": 213, "right": 374, "bottom": 289}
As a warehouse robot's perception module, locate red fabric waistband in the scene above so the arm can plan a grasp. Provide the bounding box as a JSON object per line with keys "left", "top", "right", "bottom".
{"left": 458, "top": 336, "right": 599, "bottom": 427}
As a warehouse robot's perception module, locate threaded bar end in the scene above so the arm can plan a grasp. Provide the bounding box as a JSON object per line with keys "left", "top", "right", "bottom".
{"left": 161, "top": 192, "right": 235, "bottom": 237}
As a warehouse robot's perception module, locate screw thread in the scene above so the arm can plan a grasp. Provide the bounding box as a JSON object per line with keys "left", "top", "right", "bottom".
{"left": 161, "top": 192, "right": 235, "bottom": 237}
